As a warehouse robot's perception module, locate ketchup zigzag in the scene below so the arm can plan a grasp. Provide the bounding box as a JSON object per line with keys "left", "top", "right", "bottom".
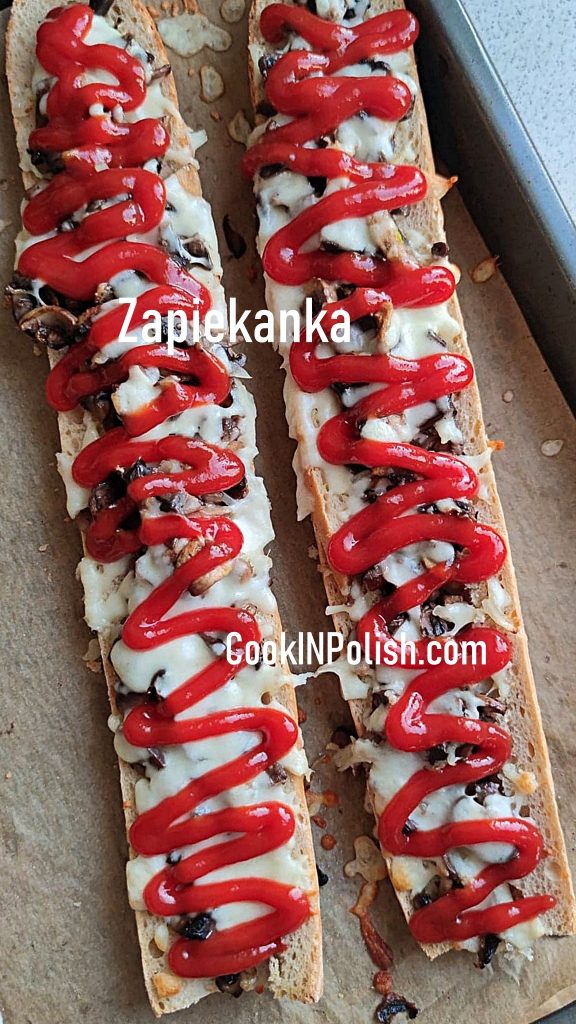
{"left": 243, "top": 2, "right": 554, "bottom": 944}
{"left": 20, "top": 3, "right": 311, "bottom": 978}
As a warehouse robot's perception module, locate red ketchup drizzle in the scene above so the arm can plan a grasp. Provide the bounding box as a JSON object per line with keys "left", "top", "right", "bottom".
{"left": 31, "top": 4, "right": 169, "bottom": 172}
{"left": 243, "top": 2, "right": 554, "bottom": 944}
{"left": 21, "top": 3, "right": 311, "bottom": 977}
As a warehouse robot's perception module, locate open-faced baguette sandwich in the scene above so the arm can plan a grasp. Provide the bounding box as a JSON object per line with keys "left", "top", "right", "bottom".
{"left": 243, "top": 0, "right": 575, "bottom": 968}
{"left": 5, "top": 0, "right": 321, "bottom": 1013}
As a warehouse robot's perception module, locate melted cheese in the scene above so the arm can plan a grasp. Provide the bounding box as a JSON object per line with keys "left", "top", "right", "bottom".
{"left": 26, "top": 9, "right": 315, "bottom": 964}
{"left": 247, "top": 8, "right": 536, "bottom": 956}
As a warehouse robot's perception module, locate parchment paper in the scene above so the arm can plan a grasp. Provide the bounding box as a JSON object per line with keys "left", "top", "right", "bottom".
{"left": 0, "top": 6, "right": 575, "bottom": 1024}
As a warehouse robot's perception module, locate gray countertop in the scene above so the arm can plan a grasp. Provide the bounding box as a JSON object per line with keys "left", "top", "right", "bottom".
{"left": 462, "top": 0, "right": 576, "bottom": 222}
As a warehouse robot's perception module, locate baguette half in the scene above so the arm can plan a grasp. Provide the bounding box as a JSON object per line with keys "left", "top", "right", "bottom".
{"left": 245, "top": 0, "right": 575, "bottom": 962}
{"left": 6, "top": 0, "right": 321, "bottom": 1012}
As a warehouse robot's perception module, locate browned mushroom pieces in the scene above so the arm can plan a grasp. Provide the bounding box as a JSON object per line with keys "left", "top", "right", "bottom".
{"left": 5, "top": 287, "right": 38, "bottom": 324}
{"left": 215, "top": 973, "right": 242, "bottom": 997}
{"left": 183, "top": 237, "right": 212, "bottom": 269}
{"left": 18, "top": 304, "right": 77, "bottom": 348}
{"left": 188, "top": 561, "right": 235, "bottom": 597}
{"left": 173, "top": 535, "right": 236, "bottom": 596}
{"left": 266, "top": 762, "right": 288, "bottom": 784}
{"left": 222, "top": 215, "right": 247, "bottom": 259}
{"left": 150, "top": 63, "right": 171, "bottom": 82}
{"left": 94, "top": 281, "right": 115, "bottom": 304}
{"left": 376, "top": 994, "right": 419, "bottom": 1022}
{"left": 474, "top": 932, "right": 502, "bottom": 968}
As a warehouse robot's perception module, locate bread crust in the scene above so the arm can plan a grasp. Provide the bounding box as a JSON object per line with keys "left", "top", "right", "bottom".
{"left": 6, "top": 0, "right": 322, "bottom": 1012}
{"left": 246, "top": 0, "right": 576, "bottom": 958}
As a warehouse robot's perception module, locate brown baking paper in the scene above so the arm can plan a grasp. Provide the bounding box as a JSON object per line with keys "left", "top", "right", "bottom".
{"left": 0, "top": 5, "right": 575, "bottom": 1023}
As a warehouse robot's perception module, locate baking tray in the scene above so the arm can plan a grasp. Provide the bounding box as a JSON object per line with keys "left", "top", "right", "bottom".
{"left": 0, "top": 1, "right": 574, "bottom": 1023}
{"left": 408, "top": 0, "right": 576, "bottom": 412}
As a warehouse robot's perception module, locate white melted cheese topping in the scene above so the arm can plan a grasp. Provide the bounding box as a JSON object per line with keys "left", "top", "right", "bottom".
{"left": 248, "top": 7, "right": 541, "bottom": 956}
{"left": 24, "top": 11, "right": 314, "bottom": 986}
